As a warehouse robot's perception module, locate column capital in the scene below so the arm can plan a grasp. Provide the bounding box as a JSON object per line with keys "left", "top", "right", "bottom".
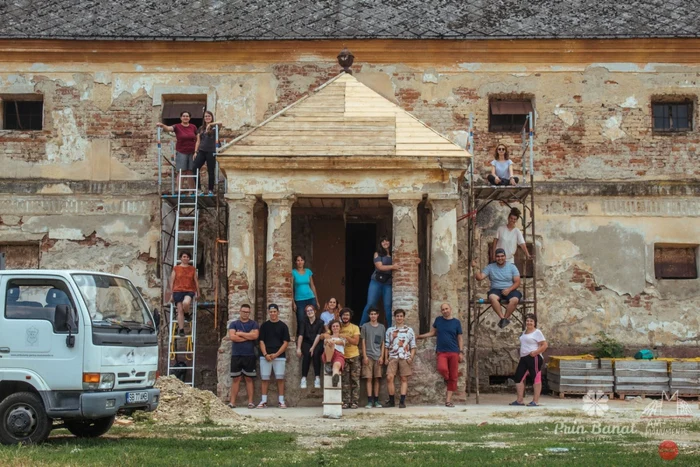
{"left": 262, "top": 192, "right": 296, "bottom": 204}
{"left": 225, "top": 193, "right": 258, "bottom": 206}
{"left": 388, "top": 192, "right": 424, "bottom": 202}
{"left": 428, "top": 194, "right": 460, "bottom": 210}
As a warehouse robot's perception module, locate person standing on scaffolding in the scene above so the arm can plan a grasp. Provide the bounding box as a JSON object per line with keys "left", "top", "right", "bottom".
{"left": 472, "top": 249, "right": 521, "bottom": 329}
{"left": 166, "top": 251, "right": 200, "bottom": 337}
{"left": 156, "top": 111, "right": 197, "bottom": 189}
{"left": 491, "top": 207, "right": 532, "bottom": 264}
{"left": 487, "top": 143, "right": 519, "bottom": 186}
{"left": 193, "top": 110, "right": 222, "bottom": 195}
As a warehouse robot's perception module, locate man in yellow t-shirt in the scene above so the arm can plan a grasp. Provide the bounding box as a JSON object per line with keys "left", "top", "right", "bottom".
{"left": 339, "top": 308, "right": 361, "bottom": 409}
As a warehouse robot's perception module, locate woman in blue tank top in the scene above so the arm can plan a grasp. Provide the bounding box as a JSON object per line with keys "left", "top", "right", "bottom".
{"left": 360, "top": 236, "right": 400, "bottom": 327}
{"left": 292, "top": 254, "right": 319, "bottom": 328}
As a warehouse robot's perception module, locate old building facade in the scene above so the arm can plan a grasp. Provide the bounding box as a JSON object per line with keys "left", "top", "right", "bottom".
{"left": 1, "top": 1, "right": 698, "bottom": 402}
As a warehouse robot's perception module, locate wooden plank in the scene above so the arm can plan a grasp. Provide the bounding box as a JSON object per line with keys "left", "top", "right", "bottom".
{"left": 241, "top": 136, "right": 395, "bottom": 144}
{"left": 253, "top": 130, "right": 396, "bottom": 137}
{"left": 226, "top": 148, "right": 396, "bottom": 156}
{"left": 396, "top": 143, "right": 462, "bottom": 151}
{"left": 396, "top": 150, "right": 468, "bottom": 157}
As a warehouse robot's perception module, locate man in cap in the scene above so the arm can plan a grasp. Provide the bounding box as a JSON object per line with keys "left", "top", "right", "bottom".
{"left": 472, "top": 248, "right": 522, "bottom": 328}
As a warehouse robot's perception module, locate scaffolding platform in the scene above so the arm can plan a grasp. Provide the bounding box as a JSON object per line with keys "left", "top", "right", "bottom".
{"left": 462, "top": 113, "right": 538, "bottom": 404}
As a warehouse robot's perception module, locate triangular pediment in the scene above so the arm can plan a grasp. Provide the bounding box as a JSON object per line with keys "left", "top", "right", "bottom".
{"left": 219, "top": 73, "right": 470, "bottom": 160}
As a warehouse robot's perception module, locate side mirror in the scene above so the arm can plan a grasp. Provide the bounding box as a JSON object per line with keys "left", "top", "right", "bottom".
{"left": 55, "top": 304, "right": 77, "bottom": 348}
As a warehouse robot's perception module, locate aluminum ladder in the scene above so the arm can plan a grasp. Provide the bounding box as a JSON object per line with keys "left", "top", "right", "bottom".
{"left": 166, "top": 169, "right": 200, "bottom": 386}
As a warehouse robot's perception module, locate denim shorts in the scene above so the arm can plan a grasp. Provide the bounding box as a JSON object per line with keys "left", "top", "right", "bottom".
{"left": 173, "top": 291, "right": 195, "bottom": 304}
{"left": 175, "top": 151, "right": 194, "bottom": 171}
{"left": 487, "top": 289, "right": 522, "bottom": 302}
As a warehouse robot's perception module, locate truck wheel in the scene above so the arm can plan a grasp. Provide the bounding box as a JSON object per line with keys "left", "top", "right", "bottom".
{"left": 0, "top": 392, "right": 52, "bottom": 445}
{"left": 64, "top": 415, "right": 115, "bottom": 438}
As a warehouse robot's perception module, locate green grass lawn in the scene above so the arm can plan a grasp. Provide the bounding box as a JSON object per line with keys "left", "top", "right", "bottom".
{"left": 1, "top": 421, "right": 698, "bottom": 466}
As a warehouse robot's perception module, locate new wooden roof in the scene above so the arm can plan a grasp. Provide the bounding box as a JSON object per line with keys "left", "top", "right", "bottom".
{"left": 218, "top": 73, "right": 470, "bottom": 160}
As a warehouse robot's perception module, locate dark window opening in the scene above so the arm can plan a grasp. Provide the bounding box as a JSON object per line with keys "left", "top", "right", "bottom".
{"left": 3, "top": 99, "right": 43, "bottom": 130}
{"left": 652, "top": 102, "right": 693, "bottom": 132}
{"left": 489, "top": 100, "right": 533, "bottom": 133}
{"left": 654, "top": 245, "right": 698, "bottom": 279}
{"left": 489, "top": 375, "right": 513, "bottom": 385}
{"left": 162, "top": 100, "right": 206, "bottom": 129}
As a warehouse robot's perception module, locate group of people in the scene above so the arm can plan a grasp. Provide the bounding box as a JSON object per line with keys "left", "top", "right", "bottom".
{"left": 227, "top": 302, "right": 467, "bottom": 409}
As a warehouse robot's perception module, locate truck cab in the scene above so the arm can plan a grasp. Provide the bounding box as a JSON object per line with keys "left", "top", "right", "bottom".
{"left": 0, "top": 270, "right": 160, "bottom": 444}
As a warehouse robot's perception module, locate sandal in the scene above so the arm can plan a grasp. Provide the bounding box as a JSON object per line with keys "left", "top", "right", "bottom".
{"left": 278, "top": 402, "right": 287, "bottom": 409}
{"left": 527, "top": 401, "right": 539, "bottom": 407}
{"left": 247, "top": 402, "right": 256, "bottom": 409}
{"left": 227, "top": 403, "right": 236, "bottom": 409}
{"left": 342, "top": 403, "right": 349, "bottom": 409}
{"left": 350, "top": 403, "right": 359, "bottom": 409}
{"left": 256, "top": 401, "right": 268, "bottom": 408}
{"left": 445, "top": 401, "right": 455, "bottom": 407}
{"left": 509, "top": 401, "right": 525, "bottom": 406}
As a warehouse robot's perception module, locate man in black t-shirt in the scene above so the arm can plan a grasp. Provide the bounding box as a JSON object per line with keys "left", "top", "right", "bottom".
{"left": 257, "top": 304, "right": 291, "bottom": 408}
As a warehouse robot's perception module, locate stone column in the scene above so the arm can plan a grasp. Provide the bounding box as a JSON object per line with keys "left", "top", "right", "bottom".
{"left": 263, "top": 193, "right": 296, "bottom": 325}
{"left": 225, "top": 193, "right": 258, "bottom": 317}
{"left": 429, "top": 195, "right": 460, "bottom": 321}
{"left": 389, "top": 194, "right": 422, "bottom": 330}
{"left": 218, "top": 193, "right": 257, "bottom": 399}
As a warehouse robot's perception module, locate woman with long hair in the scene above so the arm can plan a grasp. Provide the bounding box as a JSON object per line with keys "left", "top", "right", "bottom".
{"left": 320, "top": 297, "right": 342, "bottom": 332}
{"left": 297, "top": 304, "right": 325, "bottom": 389}
{"left": 359, "top": 235, "right": 399, "bottom": 328}
{"left": 193, "top": 110, "right": 222, "bottom": 195}
{"left": 510, "top": 314, "right": 547, "bottom": 406}
{"left": 487, "top": 143, "right": 520, "bottom": 186}
{"left": 291, "top": 254, "right": 319, "bottom": 329}
{"left": 156, "top": 111, "right": 197, "bottom": 189}
{"left": 322, "top": 320, "right": 346, "bottom": 388}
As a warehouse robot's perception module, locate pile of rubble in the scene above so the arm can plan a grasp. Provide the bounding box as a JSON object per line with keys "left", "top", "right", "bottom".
{"left": 148, "top": 376, "right": 242, "bottom": 425}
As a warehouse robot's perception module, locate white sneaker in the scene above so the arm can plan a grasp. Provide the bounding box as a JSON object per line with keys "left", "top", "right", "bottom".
{"left": 300, "top": 377, "right": 307, "bottom": 389}
{"left": 314, "top": 376, "right": 321, "bottom": 389}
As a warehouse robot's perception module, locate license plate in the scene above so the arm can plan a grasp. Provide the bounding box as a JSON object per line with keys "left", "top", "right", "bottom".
{"left": 126, "top": 391, "right": 149, "bottom": 404}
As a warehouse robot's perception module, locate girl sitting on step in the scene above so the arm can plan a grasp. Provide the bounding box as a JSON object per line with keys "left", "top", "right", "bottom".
{"left": 321, "top": 320, "right": 346, "bottom": 388}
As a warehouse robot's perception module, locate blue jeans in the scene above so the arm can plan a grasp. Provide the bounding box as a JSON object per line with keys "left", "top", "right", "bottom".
{"left": 360, "top": 279, "right": 393, "bottom": 328}
{"left": 294, "top": 297, "right": 318, "bottom": 328}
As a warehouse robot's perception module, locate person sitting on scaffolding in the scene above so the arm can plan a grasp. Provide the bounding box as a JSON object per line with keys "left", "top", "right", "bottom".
{"left": 471, "top": 249, "right": 521, "bottom": 329}
{"left": 491, "top": 207, "right": 532, "bottom": 264}
{"left": 487, "top": 143, "right": 519, "bottom": 186}
{"left": 166, "top": 251, "right": 200, "bottom": 337}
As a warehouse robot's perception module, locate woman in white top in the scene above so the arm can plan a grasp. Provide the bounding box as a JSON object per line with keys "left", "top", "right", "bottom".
{"left": 487, "top": 144, "right": 520, "bottom": 186}
{"left": 510, "top": 314, "right": 547, "bottom": 406}
{"left": 322, "top": 320, "right": 346, "bottom": 388}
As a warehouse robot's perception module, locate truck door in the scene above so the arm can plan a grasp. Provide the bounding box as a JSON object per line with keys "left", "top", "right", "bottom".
{"left": 0, "top": 275, "right": 84, "bottom": 390}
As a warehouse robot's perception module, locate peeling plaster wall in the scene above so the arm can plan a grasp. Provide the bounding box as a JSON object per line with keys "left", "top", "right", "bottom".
{"left": 2, "top": 47, "right": 700, "bottom": 398}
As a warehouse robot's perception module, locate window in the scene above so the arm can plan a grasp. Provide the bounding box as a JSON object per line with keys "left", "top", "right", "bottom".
{"left": 654, "top": 245, "right": 698, "bottom": 279}
{"left": 5, "top": 279, "right": 78, "bottom": 332}
{"left": 489, "top": 100, "right": 533, "bottom": 132}
{"left": 652, "top": 101, "right": 693, "bottom": 132}
{"left": 161, "top": 96, "right": 206, "bottom": 128}
{"left": 0, "top": 243, "right": 40, "bottom": 269}
{"left": 2, "top": 96, "right": 43, "bottom": 130}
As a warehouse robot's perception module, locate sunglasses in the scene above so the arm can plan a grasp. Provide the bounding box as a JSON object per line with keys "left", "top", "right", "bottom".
{"left": 497, "top": 147, "right": 506, "bottom": 151}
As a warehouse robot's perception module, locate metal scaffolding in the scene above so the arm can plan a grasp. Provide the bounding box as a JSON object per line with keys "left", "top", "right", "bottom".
{"left": 157, "top": 127, "right": 229, "bottom": 386}
{"left": 462, "top": 113, "right": 538, "bottom": 404}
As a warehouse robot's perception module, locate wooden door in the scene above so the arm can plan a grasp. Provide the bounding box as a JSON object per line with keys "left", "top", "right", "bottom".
{"left": 310, "top": 219, "right": 346, "bottom": 308}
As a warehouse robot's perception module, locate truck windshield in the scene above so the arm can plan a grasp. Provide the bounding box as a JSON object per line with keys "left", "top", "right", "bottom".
{"left": 72, "top": 274, "right": 152, "bottom": 325}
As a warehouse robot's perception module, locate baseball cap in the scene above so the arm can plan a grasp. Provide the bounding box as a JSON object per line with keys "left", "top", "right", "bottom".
{"left": 268, "top": 303, "right": 279, "bottom": 311}
{"left": 495, "top": 248, "right": 506, "bottom": 256}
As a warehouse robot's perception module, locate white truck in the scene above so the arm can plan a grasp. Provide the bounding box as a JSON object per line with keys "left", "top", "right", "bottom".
{"left": 0, "top": 270, "right": 160, "bottom": 444}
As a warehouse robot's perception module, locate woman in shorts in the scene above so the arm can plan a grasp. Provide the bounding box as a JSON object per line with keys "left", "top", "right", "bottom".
{"left": 167, "top": 251, "right": 200, "bottom": 337}
{"left": 322, "top": 320, "right": 346, "bottom": 388}
{"left": 510, "top": 314, "right": 547, "bottom": 406}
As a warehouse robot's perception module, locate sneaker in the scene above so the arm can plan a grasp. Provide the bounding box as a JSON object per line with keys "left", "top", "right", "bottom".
{"left": 497, "top": 319, "right": 505, "bottom": 329}
{"left": 207, "top": 191, "right": 214, "bottom": 196}
{"left": 385, "top": 399, "right": 395, "bottom": 408}
{"left": 399, "top": 402, "right": 406, "bottom": 409}
{"left": 332, "top": 373, "right": 340, "bottom": 387}
{"left": 314, "top": 376, "right": 321, "bottom": 389}
{"left": 300, "top": 377, "right": 307, "bottom": 389}
{"left": 324, "top": 362, "right": 333, "bottom": 375}
{"left": 374, "top": 400, "right": 383, "bottom": 408}
{"left": 178, "top": 328, "right": 185, "bottom": 338}
{"left": 365, "top": 402, "right": 373, "bottom": 409}
{"left": 503, "top": 319, "right": 511, "bottom": 327}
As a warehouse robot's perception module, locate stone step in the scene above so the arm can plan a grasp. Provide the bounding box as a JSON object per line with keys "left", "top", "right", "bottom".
{"left": 323, "top": 403, "right": 342, "bottom": 419}
{"left": 323, "top": 388, "right": 343, "bottom": 404}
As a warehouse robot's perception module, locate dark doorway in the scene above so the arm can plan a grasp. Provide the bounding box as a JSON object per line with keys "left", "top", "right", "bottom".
{"left": 344, "top": 223, "right": 376, "bottom": 325}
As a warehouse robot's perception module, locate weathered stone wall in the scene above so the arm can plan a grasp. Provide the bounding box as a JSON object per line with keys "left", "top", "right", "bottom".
{"left": 2, "top": 43, "right": 698, "bottom": 400}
